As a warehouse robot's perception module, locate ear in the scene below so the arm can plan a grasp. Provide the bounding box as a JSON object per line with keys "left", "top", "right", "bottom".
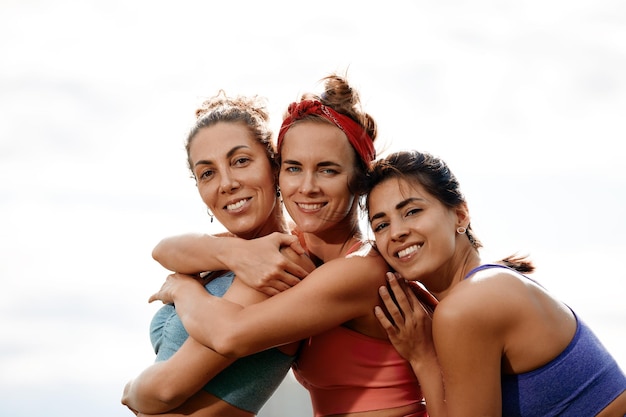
{"left": 454, "top": 202, "right": 470, "bottom": 228}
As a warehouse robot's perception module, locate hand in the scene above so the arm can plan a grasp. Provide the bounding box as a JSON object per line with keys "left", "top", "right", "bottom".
{"left": 227, "top": 232, "right": 312, "bottom": 296}
{"left": 375, "top": 272, "right": 437, "bottom": 363}
{"left": 149, "top": 273, "right": 202, "bottom": 304}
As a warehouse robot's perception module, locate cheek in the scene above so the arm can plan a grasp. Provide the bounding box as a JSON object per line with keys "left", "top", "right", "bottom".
{"left": 197, "top": 184, "right": 217, "bottom": 207}
{"left": 374, "top": 235, "right": 391, "bottom": 260}
{"left": 278, "top": 176, "right": 291, "bottom": 192}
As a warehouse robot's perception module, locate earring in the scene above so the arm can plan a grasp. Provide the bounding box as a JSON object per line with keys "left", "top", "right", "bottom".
{"left": 456, "top": 226, "right": 466, "bottom": 234}
{"left": 276, "top": 187, "right": 283, "bottom": 204}
{"left": 207, "top": 208, "right": 214, "bottom": 223}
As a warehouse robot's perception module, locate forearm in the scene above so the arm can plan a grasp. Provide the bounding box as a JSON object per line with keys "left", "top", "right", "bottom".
{"left": 411, "top": 355, "right": 448, "bottom": 417}
{"left": 172, "top": 282, "right": 245, "bottom": 357}
{"left": 152, "top": 233, "right": 236, "bottom": 274}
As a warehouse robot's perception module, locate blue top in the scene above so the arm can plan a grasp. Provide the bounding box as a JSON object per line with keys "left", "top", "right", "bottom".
{"left": 150, "top": 271, "right": 295, "bottom": 414}
{"left": 464, "top": 264, "right": 626, "bottom": 416}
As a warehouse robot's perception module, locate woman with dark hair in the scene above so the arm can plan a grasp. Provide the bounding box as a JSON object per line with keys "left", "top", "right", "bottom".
{"left": 367, "top": 150, "right": 626, "bottom": 417}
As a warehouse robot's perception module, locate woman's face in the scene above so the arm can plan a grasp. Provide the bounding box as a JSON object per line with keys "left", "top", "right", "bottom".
{"left": 189, "top": 122, "right": 279, "bottom": 239}
{"left": 368, "top": 177, "right": 461, "bottom": 281}
{"left": 278, "top": 121, "right": 357, "bottom": 235}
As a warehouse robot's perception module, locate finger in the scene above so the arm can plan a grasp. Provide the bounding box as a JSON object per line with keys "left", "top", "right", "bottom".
{"left": 374, "top": 305, "right": 396, "bottom": 333}
{"left": 273, "top": 275, "right": 299, "bottom": 292}
{"left": 281, "top": 262, "right": 309, "bottom": 282}
{"left": 148, "top": 292, "right": 160, "bottom": 303}
{"left": 259, "top": 286, "right": 281, "bottom": 297}
{"left": 272, "top": 232, "right": 301, "bottom": 251}
{"left": 397, "top": 281, "right": 434, "bottom": 321}
{"left": 378, "top": 284, "right": 405, "bottom": 325}
{"left": 386, "top": 273, "right": 414, "bottom": 315}
{"left": 286, "top": 237, "right": 305, "bottom": 255}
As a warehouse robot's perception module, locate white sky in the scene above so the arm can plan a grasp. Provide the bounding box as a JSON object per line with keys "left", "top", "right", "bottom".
{"left": 1, "top": 1, "right": 625, "bottom": 416}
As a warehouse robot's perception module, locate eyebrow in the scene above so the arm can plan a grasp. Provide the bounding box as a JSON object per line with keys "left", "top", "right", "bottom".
{"left": 194, "top": 145, "right": 250, "bottom": 167}
{"left": 369, "top": 197, "right": 425, "bottom": 222}
{"left": 282, "top": 160, "right": 342, "bottom": 168}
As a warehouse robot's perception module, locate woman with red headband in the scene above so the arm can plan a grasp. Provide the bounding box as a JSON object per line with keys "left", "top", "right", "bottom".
{"left": 148, "top": 74, "right": 428, "bottom": 417}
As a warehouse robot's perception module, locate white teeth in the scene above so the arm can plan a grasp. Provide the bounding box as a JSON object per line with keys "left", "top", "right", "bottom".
{"left": 226, "top": 199, "right": 247, "bottom": 211}
{"left": 397, "top": 244, "right": 421, "bottom": 258}
{"left": 299, "top": 203, "right": 323, "bottom": 210}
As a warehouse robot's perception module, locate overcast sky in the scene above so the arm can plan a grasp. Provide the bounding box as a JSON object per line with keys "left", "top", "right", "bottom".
{"left": 1, "top": 1, "right": 625, "bottom": 416}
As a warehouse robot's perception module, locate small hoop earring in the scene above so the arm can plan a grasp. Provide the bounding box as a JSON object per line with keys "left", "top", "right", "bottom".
{"left": 276, "top": 187, "right": 281, "bottom": 198}
{"left": 207, "top": 208, "right": 214, "bottom": 223}
{"left": 456, "top": 226, "right": 466, "bottom": 234}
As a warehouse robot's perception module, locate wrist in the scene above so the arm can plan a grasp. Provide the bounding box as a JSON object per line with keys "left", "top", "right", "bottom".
{"left": 410, "top": 352, "right": 440, "bottom": 378}
{"left": 215, "top": 236, "right": 239, "bottom": 269}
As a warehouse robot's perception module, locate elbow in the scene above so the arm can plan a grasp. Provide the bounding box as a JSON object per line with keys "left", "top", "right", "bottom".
{"left": 211, "top": 326, "right": 252, "bottom": 358}
{"left": 152, "top": 240, "right": 166, "bottom": 264}
{"left": 151, "top": 383, "right": 187, "bottom": 410}
{"left": 126, "top": 378, "right": 186, "bottom": 414}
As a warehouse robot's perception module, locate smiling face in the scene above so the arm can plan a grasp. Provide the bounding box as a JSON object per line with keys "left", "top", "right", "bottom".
{"left": 278, "top": 121, "right": 358, "bottom": 237}
{"left": 368, "top": 177, "right": 467, "bottom": 283}
{"left": 189, "top": 121, "right": 280, "bottom": 239}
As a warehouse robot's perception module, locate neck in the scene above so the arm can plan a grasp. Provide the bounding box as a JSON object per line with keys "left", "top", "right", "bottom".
{"left": 240, "top": 202, "right": 289, "bottom": 240}
{"left": 303, "top": 224, "right": 362, "bottom": 265}
{"left": 426, "top": 247, "right": 481, "bottom": 301}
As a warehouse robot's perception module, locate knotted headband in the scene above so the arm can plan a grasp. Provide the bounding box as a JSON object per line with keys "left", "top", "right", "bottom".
{"left": 277, "top": 100, "right": 376, "bottom": 164}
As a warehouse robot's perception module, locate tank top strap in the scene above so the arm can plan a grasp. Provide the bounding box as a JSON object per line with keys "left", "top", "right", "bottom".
{"left": 345, "top": 240, "right": 365, "bottom": 256}
{"left": 464, "top": 263, "right": 544, "bottom": 288}
{"left": 464, "top": 263, "right": 512, "bottom": 280}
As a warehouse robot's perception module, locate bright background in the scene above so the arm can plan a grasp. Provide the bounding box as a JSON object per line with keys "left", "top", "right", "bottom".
{"left": 1, "top": 1, "right": 624, "bottom": 416}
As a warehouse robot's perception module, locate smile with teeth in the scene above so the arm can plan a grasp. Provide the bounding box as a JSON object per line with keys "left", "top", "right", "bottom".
{"left": 297, "top": 202, "right": 325, "bottom": 210}
{"left": 225, "top": 198, "right": 249, "bottom": 211}
{"left": 396, "top": 244, "right": 422, "bottom": 258}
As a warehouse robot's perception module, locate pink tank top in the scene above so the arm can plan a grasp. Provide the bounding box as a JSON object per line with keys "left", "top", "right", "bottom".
{"left": 292, "top": 325, "right": 425, "bottom": 416}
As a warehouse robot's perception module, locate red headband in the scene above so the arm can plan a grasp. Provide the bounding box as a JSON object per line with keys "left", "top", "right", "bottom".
{"left": 277, "top": 100, "right": 376, "bottom": 164}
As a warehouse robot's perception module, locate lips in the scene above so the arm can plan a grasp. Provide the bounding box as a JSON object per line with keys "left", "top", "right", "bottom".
{"left": 396, "top": 244, "right": 422, "bottom": 259}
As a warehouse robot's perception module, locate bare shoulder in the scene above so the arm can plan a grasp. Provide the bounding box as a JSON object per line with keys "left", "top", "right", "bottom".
{"left": 305, "top": 245, "right": 389, "bottom": 294}
{"left": 436, "top": 268, "right": 529, "bottom": 332}
{"left": 333, "top": 245, "right": 389, "bottom": 280}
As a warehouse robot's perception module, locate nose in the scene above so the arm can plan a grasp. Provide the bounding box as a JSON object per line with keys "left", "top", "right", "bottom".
{"left": 219, "top": 170, "right": 241, "bottom": 194}
{"left": 298, "top": 172, "right": 320, "bottom": 195}
{"left": 390, "top": 220, "right": 409, "bottom": 242}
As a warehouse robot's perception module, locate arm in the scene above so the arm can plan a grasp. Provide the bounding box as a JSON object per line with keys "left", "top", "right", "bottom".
{"left": 152, "top": 232, "right": 310, "bottom": 295}
{"left": 150, "top": 252, "right": 390, "bottom": 357}
{"left": 122, "top": 335, "right": 233, "bottom": 414}
{"left": 122, "top": 245, "right": 316, "bottom": 413}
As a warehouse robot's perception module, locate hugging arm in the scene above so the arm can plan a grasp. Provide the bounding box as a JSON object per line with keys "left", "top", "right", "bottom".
{"left": 122, "top": 246, "right": 315, "bottom": 414}
{"left": 122, "top": 335, "right": 233, "bottom": 414}
{"left": 151, "top": 254, "right": 390, "bottom": 358}
{"left": 152, "top": 232, "right": 309, "bottom": 295}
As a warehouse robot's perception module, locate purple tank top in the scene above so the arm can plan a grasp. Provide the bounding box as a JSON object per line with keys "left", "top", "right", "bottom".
{"left": 464, "top": 264, "right": 626, "bottom": 416}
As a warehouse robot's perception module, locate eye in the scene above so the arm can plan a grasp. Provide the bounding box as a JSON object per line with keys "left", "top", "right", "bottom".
{"left": 372, "top": 221, "right": 389, "bottom": 233}
{"left": 406, "top": 208, "right": 422, "bottom": 217}
{"left": 320, "top": 168, "right": 339, "bottom": 175}
{"left": 198, "top": 169, "right": 214, "bottom": 180}
{"left": 283, "top": 165, "right": 301, "bottom": 173}
{"left": 233, "top": 156, "right": 251, "bottom": 167}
